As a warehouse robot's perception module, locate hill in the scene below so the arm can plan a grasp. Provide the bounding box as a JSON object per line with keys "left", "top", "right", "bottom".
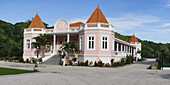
{"left": 0, "top": 20, "right": 170, "bottom": 62}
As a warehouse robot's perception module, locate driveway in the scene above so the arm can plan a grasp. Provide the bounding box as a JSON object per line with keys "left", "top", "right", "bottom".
{"left": 0, "top": 59, "right": 170, "bottom": 85}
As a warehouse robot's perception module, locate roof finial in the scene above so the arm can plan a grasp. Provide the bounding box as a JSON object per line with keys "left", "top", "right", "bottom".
{"left": 97, "top": 4, "right": 99, "bottom": 9}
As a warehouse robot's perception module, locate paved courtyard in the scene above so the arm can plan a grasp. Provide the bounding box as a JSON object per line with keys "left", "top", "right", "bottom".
{"left": 0, "top": 59, "right": 170, "bottom": 85}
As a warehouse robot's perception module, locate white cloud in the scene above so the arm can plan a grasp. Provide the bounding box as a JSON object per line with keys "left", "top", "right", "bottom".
{"left": 161, "top": 23, "right": 170, "bottom": 27}
{"left": 107, "top": 14, "right": 160, "bottom": 32}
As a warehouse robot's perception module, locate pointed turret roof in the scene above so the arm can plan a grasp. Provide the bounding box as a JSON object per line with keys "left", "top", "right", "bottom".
{"left": 28, "top": 13, "right": 46, "bottom": 29}
{"left": 86, "top": 5, "right": 108, "bottom": 24}
{"left": 129, "top": 34, "right": 138, "bottom": 43}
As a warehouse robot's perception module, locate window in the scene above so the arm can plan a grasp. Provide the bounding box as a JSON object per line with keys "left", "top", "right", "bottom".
{"left": 87, "top": 35, "right": 95, "bottom": 50}
{"left": 26, "top": 39, "right": 31, "bottom": 50}
{"left": 79, "top": 36, "right": 84, "bottom": 51}
{"left": 102, "top": 36, "right": 109, "bottom": 50}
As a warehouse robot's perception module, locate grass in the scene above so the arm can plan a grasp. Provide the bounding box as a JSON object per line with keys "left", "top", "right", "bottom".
{"left": 0, "top": 67, "right": 38, "bottom": 76}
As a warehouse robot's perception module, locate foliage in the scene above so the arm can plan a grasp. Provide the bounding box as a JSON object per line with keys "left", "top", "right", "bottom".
{"left": 72, "top": 57, "right": 77, "bottom": 63}
{"left": 26, "top": 58, "right": 29, "bottom": 63}
{"left": 32, "top": 34, "right": 52, "bottom": 58}
{"left": 39, "top": 58, "right": 42, "bottom": 62}
{"left": 58, "top": 50, "right": 62, "bottom": 54}
{"left": 89, "top": 61, "right": 93, "bottom": 65}
{"left": 120, "top": 58, "right": 126, "bottom": 66}
{"left": 94, "top": 61, "right": 98, "bottom": 66}
{"left": 69, "top": 60, "right": 72, "bottom": 65}
{"left": 98, "top": 60, "right": 103, "bottom": 67}
{"left": 137, "top": 57, "right": 146, "bottom": 61}
{"left": 85, "top": 60, "right": 89, "bottom": 66}
{"left": 60, "top": 41, "right": 79, "bottom": 54}
{"left": 125, "top": 55, "right": 134, "bottom": 64}
{"left": 78, "top": 62, "right": 85, "bottom": 66}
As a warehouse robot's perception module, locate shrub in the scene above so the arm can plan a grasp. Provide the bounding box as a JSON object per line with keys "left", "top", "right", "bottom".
{"left": 26, "top": 58, "right": 29, "bottom": 63}
{"left": 32, "top": 58, "right": 35, "bottom": 63}
{"left": 94, "top": 61, "right": 98, "bottom": 66}
{"left": 111, "top": 62, "right": 116, "bottom": 67}
{"left": 120, "top": 58, "right": 126, "bottom": 66}
{"left": 72, "top": 57, "right": 77, "bottom": 63}
{"left": 85, "top": 60, "right": 89, "bottom": 66}
{"left": 126, "top": 55, "right": 134, "bottom": 64}
{"left": 19, "top": 57, "right": 23, "bottom": 62}
{"left": 98, "top": 60, "right": 103, "bottom": 67}
{"left": 58, "top": 50, "right": 62, "bottom": 54}
{"left": 116, "top": 62, "right": 120, "bottom": 66}
{"left": 105, "top": 63, "right": 110, "bottom": 67}
{"left": 39, "top": 58, "right": 42, "bottom": 62}
{"left": 89, "top": 61, "right": 93, "bottom": 65}
{"left": 69, "top": 60, "right": 72, "bottom": 65}
{"left": 78, "top": 62, "right": 85, "bottom": 66}
{"left": 137, "top": 57, "right": 146, "bottom": 61}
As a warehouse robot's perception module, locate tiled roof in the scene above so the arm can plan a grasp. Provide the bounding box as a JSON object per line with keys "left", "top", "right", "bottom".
{"left": 129, "top": 34, "right": 138, "bottom": 43}
{"left": 70, "top": 22, "right": 84, "bottom": 27}
{"left": 86, "top": 5, "right": 108, "bottom": 24}
{"left": 28, "top": 13, "right": 46, "bottom": 29}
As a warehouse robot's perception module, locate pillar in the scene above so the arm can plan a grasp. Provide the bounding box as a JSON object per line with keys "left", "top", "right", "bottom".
{"left": 117, "top": 43, "right": 119, "bottom": 51}
{"left": 67, "top": 34, "right": 70, "bottom": 43}
{"left": 53, "top": 35, "right": 56, "bottom": 53}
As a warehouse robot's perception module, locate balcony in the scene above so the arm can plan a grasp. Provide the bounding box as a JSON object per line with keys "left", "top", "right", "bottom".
{"left": 80, "top": 23, "right": 114, "bottom": 31}
{"left": 24, "top": 28, "right": 46, "bottom": 34}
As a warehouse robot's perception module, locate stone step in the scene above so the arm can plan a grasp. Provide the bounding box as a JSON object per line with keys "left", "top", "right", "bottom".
{"left": 43, "top": 55, "right": 62, "bottom": 65}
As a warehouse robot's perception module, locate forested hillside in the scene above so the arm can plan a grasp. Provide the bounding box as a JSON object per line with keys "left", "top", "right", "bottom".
{"left": 0, "top": 20, "right": 170, "bottom": 62}
{"left": 115, "top": 32, "right": 170, "bottom": 59}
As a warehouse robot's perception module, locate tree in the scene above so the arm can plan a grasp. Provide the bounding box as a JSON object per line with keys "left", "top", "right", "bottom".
{"left": 32, "top": 34, "right": 52, "bottom": 58}
{"left": 60, "top": 41, "right": 79, "bottom": 55}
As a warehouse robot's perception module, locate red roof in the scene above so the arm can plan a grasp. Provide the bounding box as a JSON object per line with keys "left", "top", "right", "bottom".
{"left": 70, "top": 22, "right": 84, "bottom": 27}
{"left": 86, "top": 5, "right": 108, "bottom": 24}
{"left": 129, "top": 34, "right": 138, "bottom": 43}
{"left": 28, "top": 13, "right": 46, "bottom": 29}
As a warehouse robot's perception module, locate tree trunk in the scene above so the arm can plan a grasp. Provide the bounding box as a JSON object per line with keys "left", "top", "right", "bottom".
{"left": 41, "top": 46, "right": 45, "bottom": 58}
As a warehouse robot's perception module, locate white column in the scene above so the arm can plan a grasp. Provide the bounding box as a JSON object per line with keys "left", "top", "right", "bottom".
{"left": 129, "top": 47, "right": 130, "bottom": 53}
{"left": 117, "top": 43, "right": 119, "bottom": 51}
{"left": 121, "top": 44, "right": 123, "bottom": 52}
{"left": 124, "top": 45, "right": 126, "bottom": 52}
{"left": 67, "top": 34, "right": 70, "bottom": 43}
{"left": 53, "top": 35, "right": 56, "bottom": 53}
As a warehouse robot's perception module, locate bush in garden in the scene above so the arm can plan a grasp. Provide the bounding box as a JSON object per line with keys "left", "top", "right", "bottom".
{"left": 78, "top": 62, "right": 85, "bottom": 66}
{"left": 116, "top": 62, "right": 120, "bottom": 66}
{"left": 89, "top": 61, "right": 93, "bottom": 65}
{"left": 19, "top": 57, "right": 23, "bottom": 62}
{"left": 98, "top": 60, "right": 103, "bottom": 67}
{"left": 26, "top": 58, "right": 29, "bottom": 63}
{"left": 72, "top": 57, "right": 77, "bottom": 63}
{"left": 105, "top": 63, "right": 110, "bottom": 67}
{"left": 85, "top": 60, "right": 89, "bottom": 66}
{"left": 39, "top": 58, "right": 42, "bottom": 62}
{"left": 69, "top": 60, "right": 72, "bottom": 65}
{"left": 32, "top": 58, "right": 35, "bottom": 63}
{"left": 94, "top": 61, "right": 98, "bottom": 66}
{"left": 120, "top": 58, "right": 126, "bottom": 66}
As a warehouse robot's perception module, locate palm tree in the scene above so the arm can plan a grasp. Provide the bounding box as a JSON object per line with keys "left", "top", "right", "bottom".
{"left": 60, "top": 41, "right": 79, "bottom": 55}
{"left": 32, "top": 34, "right": 52, "bottom": 58}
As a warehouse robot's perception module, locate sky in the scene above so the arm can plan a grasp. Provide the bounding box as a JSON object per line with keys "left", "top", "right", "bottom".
{"left": 0, "top": 0, "right": 170, "bottom": 43}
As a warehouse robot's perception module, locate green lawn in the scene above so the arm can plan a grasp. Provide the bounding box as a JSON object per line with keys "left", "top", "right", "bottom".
{"left": 0, "top": 67, "right": 38, "bottom": 75}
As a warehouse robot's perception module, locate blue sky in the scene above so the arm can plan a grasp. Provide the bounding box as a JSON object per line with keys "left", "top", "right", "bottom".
{"left": 0, "top": 0, "right": 170, "bottom": 43}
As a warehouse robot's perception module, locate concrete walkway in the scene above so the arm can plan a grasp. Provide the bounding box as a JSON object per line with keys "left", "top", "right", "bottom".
{"left": 0, "top": 59, "right": 170, "bottom": 85}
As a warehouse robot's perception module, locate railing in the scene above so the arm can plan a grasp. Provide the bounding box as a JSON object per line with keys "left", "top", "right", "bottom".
{"left": 45, "top": 29, "right": 53, "bottom": 33}
{"left": 24, "top": 28, "right": 46, "bottom": 34}
{"left": 80, "top": 23, "right": 114, "bottom": 31}
{"left": 68, "top": 28, "right": 80, "bottom": 32}
{"left": 115, "top": 51, "right": 133, "bottom": 57}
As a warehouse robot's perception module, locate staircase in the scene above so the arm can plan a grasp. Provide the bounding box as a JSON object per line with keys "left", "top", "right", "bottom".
{"left": 43, "top": 55, "right": 61, "bottom": 65}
